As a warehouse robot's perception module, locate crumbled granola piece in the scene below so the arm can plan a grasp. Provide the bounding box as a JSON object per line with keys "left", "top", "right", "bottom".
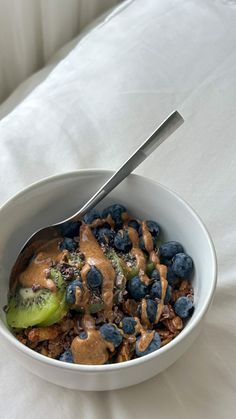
{"left": 59, "top": 318, "right": 75, "bottom": 333}
{"left": 179, "top": 280, "right": 191, "bottom": 291}
{"left": 27, "top": 325, "right": 60, "bottom": 342}
{"left": 41, "top": 346, "right": 49, "bottom": 356}
{"left": 48, "top": 339, "right": 64, "bottom": 358}
{"left": 112, "top": 306, "right": 124, "bottom": 324}
{"left": 95, "top": 311, "right": 106, "bottom": 325}
{"left": 122, "top": 299, "right": 139, "bottom": 317}
{"left": 160, "top": 304, "right": 175, "bottom": 320}
{"left": 163, "top": 316, "right": 183, "bottom": 333}
{"left": 15, "top": 333, "right": 27, "bottom": 345}
{"left": 116, "top": 338, "right": 135, "bottom": 362}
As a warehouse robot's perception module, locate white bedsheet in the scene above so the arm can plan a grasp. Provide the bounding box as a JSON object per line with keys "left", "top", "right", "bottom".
{"left": 1, "top": 0, "right": 236, "bottom": 417}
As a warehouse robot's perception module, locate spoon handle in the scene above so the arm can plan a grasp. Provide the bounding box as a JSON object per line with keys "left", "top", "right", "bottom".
{"left": 71, "top": 110, "right": 184, "bottom": 220}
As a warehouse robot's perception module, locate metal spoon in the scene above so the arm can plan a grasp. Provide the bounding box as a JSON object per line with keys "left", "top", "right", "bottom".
{"left": 10, "top": 110, "right": 184, "bottom": 284}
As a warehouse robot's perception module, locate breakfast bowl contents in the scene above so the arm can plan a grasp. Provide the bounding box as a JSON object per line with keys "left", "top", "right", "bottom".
{"left": 5, "top": 204, "right": 194, "bottom": 365}
{"left": 0, "top": 170, "right": 217, "bottom": 390}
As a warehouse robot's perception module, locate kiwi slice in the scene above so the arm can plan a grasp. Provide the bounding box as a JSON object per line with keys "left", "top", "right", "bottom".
{"left": 39, "top": 293, "right": 67, "bottom": 326}
{"left": 6, "top": 287, "right": 61, "bottom": 328}
{"left": 37, "top": 269, "right": 68, "bottom": 326}
{"left": 6, "top": 269, "right": 68, "bottom": 329}
{"left": 68, "top": 253, "right": 85, "bottom": 269}
{"left": 107, "top": 250, "right": 127, "bottom": 289}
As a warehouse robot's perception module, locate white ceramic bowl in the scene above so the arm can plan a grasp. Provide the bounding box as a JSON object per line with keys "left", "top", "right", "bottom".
{"left": 0, "top": 170, "right": 217, "bottom": 391}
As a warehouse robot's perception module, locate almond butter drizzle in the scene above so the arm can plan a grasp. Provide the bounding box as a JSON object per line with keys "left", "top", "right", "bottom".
{"left": 89, "top": 214, "right": 115, "bottom": 229}
{"left": 122, "top": 212, "right": 133, "bottom": 229}
{"left": 127, "top": 227, "right": 150, "bottom": 285}
{"left": 141, "top": 222, "right": 168, "bottom": 324}
{"left": 132, "top": 316, "right": 155, "bottom": 352}
{"left": 80, "top": 263, "right": 92, "bottom": 310}
{"left": 141, "top": 298, "right": 150, "bottom": 328}
{"left": 116, "top": 339, "right": 131, "bottom": 362}
{"left": 71, "top": 332, "right": 112, "bottom": 364}
{"left": 128, "top": 221, "right": 168, "bottom": 325}
{"left": 155, "top": 303, "right": 164, "bottom": 324}
{"left": 79, "top": 224, "right": 116, "bottom": 320}
{"left": 138, "top": 330, "right": 155, "bottom": 352}
{"left": 154, "top": 264, "right": 168, "bottom": 324}
{"left": 81, "top": 313, "right": 96, "bottom": 329}
{"left": 133, "top": 316, "right": 143, "bottom": 334}
{"left": 18, "top": 238, "right": 65, "bottom": 291}
{"left": 131, "top": 247, "right": 146, "bottom": 273}
{"left": 141, "top": 221, "right": 154, "bottom": 254}
{"left": 149, "top": 249, "right": 160, "bottom": 265}
{"left": 126, "top": 222, "right": 168, "bottom": 327}
{"left": 75, "top": 285, "right": 83, "bottom": 305}
{"left": 127, "top": 226, "right": 139, "bottom": 248}
{"left": 118, "top": 315, "right": 155, "bottom": 354}
{"left": 71, "top": 314, "right": 115, "bottom": 364}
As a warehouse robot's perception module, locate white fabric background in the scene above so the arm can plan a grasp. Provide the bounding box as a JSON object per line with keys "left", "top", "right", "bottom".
{"left": 0, "top": 0, "right": 236, "bottom": 417}
{"left": 0, "top": 0, "right": 121, "bottom": 103}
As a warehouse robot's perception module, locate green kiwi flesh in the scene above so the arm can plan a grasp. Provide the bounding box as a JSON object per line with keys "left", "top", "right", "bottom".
{"left": 6, "top": 269, "right": 67, "bottom": 328}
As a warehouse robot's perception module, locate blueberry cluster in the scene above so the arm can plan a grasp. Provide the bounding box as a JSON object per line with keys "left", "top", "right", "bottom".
{"left": 58, "top": 204, "right": 194, "bottom": 363}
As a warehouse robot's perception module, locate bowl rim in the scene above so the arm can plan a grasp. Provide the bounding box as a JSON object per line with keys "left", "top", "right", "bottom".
{"left": 0, "top": 169, "right": 217, "bottom": 372}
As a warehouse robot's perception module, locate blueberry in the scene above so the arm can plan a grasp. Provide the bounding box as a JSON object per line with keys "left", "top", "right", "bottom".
{"left": 79, "top": 331, "right": 88, "bottom": 339}
{"left": 150, "top": 281, "right": 172, "bottom": 304}
{"left": 121, "top": 317, "right": 137, "bottom": 334}
{"left": 159, "top": 241, "right": 184, "bottom": 259}
{"left": 139, "top": 235, "right": 156, "bottom": 252}
{"left": 60, "top": 237, "right": 77, "bottom": 252}
{"left": 86, "top": 266, "right": 103, "bottom": 289}
{"left": 172, "top": 253, "right": 193, "bottom": 278}
{"left": 92, "top": 227, "right": 98, "bottom": 238}
{"left": 128, "top": 219, "right": 140, "bottom": 232}
{"left": 160, "top": 257, "right": 172, "bottom": 267}
{"left": 127, "top": 276, "right": 148, "bottom": 300}
{"left": 59, "top": 350, "right": 74, "bottom": 363}
{"left": 60, "top": 221, "right": 81, "bottom": 238}
{"left": 146, "top": 299, "right": 157, "bottom": 323}
{"left": 97, "top": 227, "right": 115, "bottom": 246}
{"left": 139, "top": 220, "right": 160, "bottom": 238}
{"left": 174, "top": 296, "right": 194, "bottom": 318}
{"left": 166, "top": 266, "right": 177, "bottom": 286}
{"left": 135, "top": 332, "right": 161, "bottom": 357}
{"left": 83, "top": 209, "right": 100, "bottom": 224}
{"left": 102, "top": 204, "right": 127, "bottom": 229}
{"left": 100, "top": 323, "right": 123, "bottom": 347}
{"left": 146, "top": 221, "right": 160, "bottom": 238}
{"left": 102, "top": 222, "right": 111, "bottom": 229}
{"left": 114, "top": 229, "right": 132, "bottom": 252}
{"left": 66, "top": 279, "right": 83, "bottom": 305}
{"left": 151, "top": 269, "right": 160, "bottom": 282}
